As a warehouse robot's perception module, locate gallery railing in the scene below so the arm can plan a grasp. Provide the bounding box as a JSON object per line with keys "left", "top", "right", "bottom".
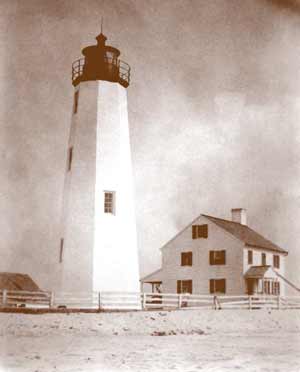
{"left": 72, "top": 57, "right": 130, "bottom": 87}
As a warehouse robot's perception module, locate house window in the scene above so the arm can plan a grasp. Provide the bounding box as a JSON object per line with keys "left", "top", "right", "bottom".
{"left": 192, "top": 224, "right": 208, "bottom": 239}
{"left": 263, "top": 280, "right": 280, "bottom": 295}
{"left": 272, "top": 281, "right": 280, "bottom": 295}
{"left": 59, "top": 238, "right": 64, "bottom": 263}
{"left": 209, "top": 250, "right": 226, "bottom": 265}
{"left": 273, "top": 255, "right": 280, "bottom": 269}
{"left": 68, "top": 147, "right": 73, "bottom": 171}
{"left": 181, "top": 252, "right": 192, "bottom": 266}
{"left": 104, "top": 191, "right": 115, "bottom": 214}
{"left": 210, "top": 279, "right": 226, "bottom": 294}
{"left": 73, "top": 90, "right": 79, "bottom": 114}
{"left": 248, "top": 250, "right": 253, "bottom": 265}
{"left": 263, "top": 280, "right": 271, "bottom": 294}
{"left": 262, "top": 253, "right": 266, "bottom": 265}
{"left": 177, "top": 280, "right": 192, "bottom": 294}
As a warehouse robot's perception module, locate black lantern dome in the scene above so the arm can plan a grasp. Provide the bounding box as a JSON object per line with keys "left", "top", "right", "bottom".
{"left": 72, "top": 31, "right": 130, "bottom": 88}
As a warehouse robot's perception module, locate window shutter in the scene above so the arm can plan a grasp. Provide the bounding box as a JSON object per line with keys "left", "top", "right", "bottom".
{"left": 188, "top": 280, "right": 193, "bottom": 294}
{"left": 273, "top": 255, "right": 280, "bottom": 269}
{"left": 197, "top": 225, "right": 201, "bottom": 237}
{"left": 189, "top": 252, "right": 193, "bottom": 266}
{"left": 192, "top": 225, "right": 197, "bottom": 239}
{"left": 222, "top": 250, "right": 226, "bottom": 265}
{"left": 209, "top": 251, "right": 214, "bottom": 265}
{"left": 222, "top": 279, "right": 226, "bottom": 294}
{"left": 248, "top": 250, "right": 253, "bottom": 265}
{"left": 209, "top": 279, "right": 214, "bottom": 294}
{"left": 177, "top": 280, "right": 181, "bottom": 294}
{"left": 203, "top": 224, "right": 208, "bottom": 238}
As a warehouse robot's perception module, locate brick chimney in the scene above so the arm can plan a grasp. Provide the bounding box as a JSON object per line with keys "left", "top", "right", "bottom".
{"left": 231, "top": 208, "right": 247, "bottom": 225}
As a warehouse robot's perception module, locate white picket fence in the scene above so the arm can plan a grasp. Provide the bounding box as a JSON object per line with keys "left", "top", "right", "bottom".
{"left": 0, "top": 290, "right": 300, "bottom": 311}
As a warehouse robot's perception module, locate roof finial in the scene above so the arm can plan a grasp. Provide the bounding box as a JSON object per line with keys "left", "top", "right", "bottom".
{"left": 96, "top": 18, "right": 107, "bottom": 45}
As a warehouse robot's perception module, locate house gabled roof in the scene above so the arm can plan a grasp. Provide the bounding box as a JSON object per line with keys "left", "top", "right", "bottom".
{"left": 160, "top": 213, "right": 204, "bottom": 250}
{"left": 202, "top": 215, "right": 288, "bottom": 255}
{"left": 160, "top": 212, "right": 288, "bottom": 255}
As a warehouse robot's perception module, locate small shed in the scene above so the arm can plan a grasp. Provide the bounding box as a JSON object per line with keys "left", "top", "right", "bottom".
{"left": 0, "top": 273, "right": 40, "bottom": 291}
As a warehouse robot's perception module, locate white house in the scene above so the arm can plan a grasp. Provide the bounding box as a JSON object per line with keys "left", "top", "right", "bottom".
{"left": 141, "top": 209, "right": 289, "bottom": 296}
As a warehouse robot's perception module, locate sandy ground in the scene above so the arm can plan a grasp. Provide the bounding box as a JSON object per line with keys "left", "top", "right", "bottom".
{"left": 0, "top": 310, "right": 299, "bottom": 372}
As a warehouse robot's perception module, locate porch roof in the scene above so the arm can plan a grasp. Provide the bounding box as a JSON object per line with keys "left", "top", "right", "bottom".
{"left": 140, "top": 268, "right": 163, "bottom": 283}
{"left": 244, "top": 265, "right": 272, "bottom": 279}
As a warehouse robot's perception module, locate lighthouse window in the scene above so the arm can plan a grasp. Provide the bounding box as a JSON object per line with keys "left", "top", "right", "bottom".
{"left": 104, "top": 191, "right": 115, "bottom": 214}
{"left": 73, "top": 91, "right": 79, "bottom": 114}
{"left": 68, "top": 147, "right": 73, "bottom": 171}
{"left": 59, "top": 238, "right": 64, "bottom": 263}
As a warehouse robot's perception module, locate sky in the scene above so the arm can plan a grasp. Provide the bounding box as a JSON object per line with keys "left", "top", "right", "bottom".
{"left": 0, "top": 0, "right": 300, "bottom": 290}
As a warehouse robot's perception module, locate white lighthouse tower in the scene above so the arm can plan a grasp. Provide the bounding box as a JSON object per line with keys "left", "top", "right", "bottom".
{"left": 59, "top": 30, "right": 140, "bottom": 294}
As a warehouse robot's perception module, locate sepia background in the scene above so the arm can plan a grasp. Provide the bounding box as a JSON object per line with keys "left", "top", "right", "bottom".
{"left": 0, "top": 0, "right": 299, "bottom": 290}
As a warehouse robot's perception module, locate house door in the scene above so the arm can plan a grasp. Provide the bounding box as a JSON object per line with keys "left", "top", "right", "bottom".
{"left": 247, "top": 279, "right": 256, "bottom": 295}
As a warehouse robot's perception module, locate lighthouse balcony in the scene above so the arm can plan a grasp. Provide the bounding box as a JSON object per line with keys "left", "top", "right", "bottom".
{"left": 72, "top": 57, "right": 130, "bottom": 88}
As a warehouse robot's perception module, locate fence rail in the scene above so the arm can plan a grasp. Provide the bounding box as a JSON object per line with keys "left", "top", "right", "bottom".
{"left": 0, "top": 290, "right": 300, "bottom": 311}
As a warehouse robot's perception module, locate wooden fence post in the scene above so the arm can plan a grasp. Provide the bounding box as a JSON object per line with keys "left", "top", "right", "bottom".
{"left": 178, "top": 294, "right": 182, "bottom": 309}
{"left": 213, "top": 296, "right": 217, "bottom": 310}
{"left": 249, "top": 296, "right": 252, "bottom": 310}
{"left": 98, "top": 292, "right": 101, "bottom": 311}
{"left": 142, "top": 293, "right": 147, "bottom": 310}
{"left": 2, "top": 290, "right": 7, "bottom": 308}
{"left": 49, "top": 292, "right": 54, "bottom": 308}
{"left": 217, "top": 296, "right": 221, "bottom": 310}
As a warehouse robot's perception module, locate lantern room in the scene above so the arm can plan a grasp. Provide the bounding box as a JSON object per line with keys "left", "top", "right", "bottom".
{"left": 72, "top": 31, "right": 130, "bottom": 88}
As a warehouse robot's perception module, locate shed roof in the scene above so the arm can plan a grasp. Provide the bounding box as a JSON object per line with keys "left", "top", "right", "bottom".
{"left": 0, "top": 273, "right": 41, "bottom": 291}
{"left": 140, "top": 268, "right": 163, "bottom": 283}
{"left": 202, "top": 215, "right": 288, "bottom": 255}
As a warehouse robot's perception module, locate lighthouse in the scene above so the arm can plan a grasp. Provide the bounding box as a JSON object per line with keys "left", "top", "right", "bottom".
{"left": 59, "top": 30, "right": 140, "bottom": 294}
